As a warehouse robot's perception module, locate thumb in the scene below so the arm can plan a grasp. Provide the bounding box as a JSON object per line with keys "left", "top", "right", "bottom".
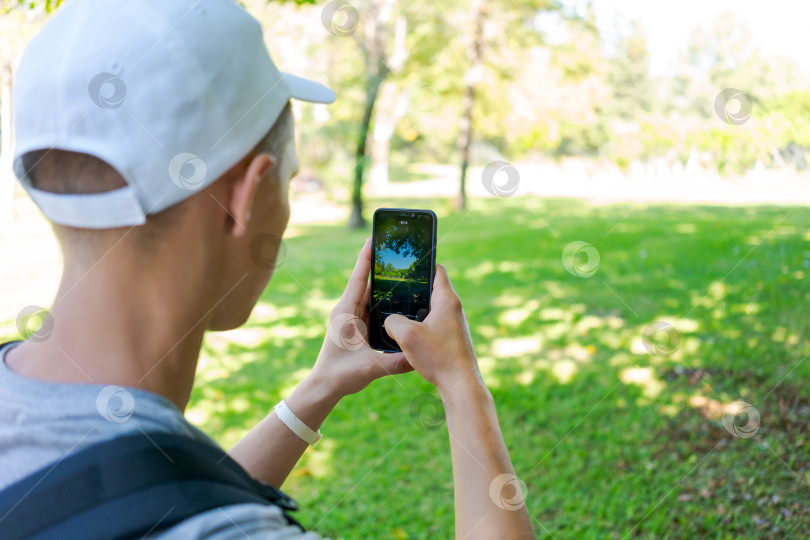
{"left": 370, "top": 351, "right": 414, "bottom": 378}
{"left": 384, "top": 314, "right": 419, "bottom": 348}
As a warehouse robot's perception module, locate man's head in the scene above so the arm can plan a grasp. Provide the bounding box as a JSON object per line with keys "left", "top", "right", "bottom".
{"left": 18, "top": 101, "right": 297, "bottom": 330}
{"left": 11, "top": 0, "right": 334, "bottom": 330}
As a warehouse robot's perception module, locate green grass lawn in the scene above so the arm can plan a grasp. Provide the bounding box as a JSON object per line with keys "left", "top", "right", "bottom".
{"left": 190, "top": 196, "right": 810, "bottom": 538}
{"left": 5, "top": 196, "right": 810, "bottom": 538}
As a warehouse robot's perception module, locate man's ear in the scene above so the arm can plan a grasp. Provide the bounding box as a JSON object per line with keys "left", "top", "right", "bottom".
{"left": 228, "top": 152, "right": 275, "bottom": 237}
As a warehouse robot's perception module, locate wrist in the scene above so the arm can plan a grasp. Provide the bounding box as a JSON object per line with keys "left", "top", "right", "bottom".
{"left": 296, "top": 370, "right": 342, "bottom": 409}
{"left": 437, "top": 369, "right": 491, "bottom": 404}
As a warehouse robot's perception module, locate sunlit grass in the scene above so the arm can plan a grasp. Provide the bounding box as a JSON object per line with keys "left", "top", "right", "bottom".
{"left": 186, "top": 196, "right": 810, "bottom": 538}
{"left": 3, "top": 196, "right": 808, "bottom": 538}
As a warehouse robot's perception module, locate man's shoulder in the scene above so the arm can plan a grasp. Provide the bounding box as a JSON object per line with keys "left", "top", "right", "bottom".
{"left": 0, "top": 343, "right": 327, "bottom": 539}
{"left": 0, "top": 342, "right": 208, "bottom": 488}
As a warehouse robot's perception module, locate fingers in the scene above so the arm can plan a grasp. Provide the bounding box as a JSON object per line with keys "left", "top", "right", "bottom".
{"left": 432, "top": 264, "right": 451, "bottom": 292}
{"left": 343, "top": 238, "right": 372, "bottom": 306}
{"left": 384, "top": 314, "right": 419, "bottom": 348}
{"left": 369, "top": 351, "right": 413, "bottom": 378}
{"left": 431, "top": 263, "right": 459, "bottom": 302}
{"left": 360, "top": 279, "right": 371, "bottom": 311}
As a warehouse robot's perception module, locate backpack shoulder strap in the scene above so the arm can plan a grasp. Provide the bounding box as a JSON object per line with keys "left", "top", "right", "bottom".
{"left": 0, "top": 431, "right": 304, "bottom": 540}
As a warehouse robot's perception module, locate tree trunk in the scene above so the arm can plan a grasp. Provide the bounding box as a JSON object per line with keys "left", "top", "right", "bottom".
{"left": 457, "top": 83, "right": 474, "bottom": 211}
{"left": 349, "top": 72, "right": 385, "bottom": 229}
{"left": 347, "top": 0, "right": 406, "bottom": 228}
{"left": 369, "top": 81, "right": 409, "bottom": 186}
{"left": 456, "top": 0, "right": 487, "bottom": 210}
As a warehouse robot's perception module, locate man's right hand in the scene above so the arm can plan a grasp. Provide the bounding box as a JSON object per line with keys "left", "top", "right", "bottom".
{"left": 384, "top": 263, "right": 535, "bottom": 539}
{"left": 383, "top": 264, "right": 482, "bottom": 394}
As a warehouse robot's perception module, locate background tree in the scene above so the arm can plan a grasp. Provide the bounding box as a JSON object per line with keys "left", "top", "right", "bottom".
{"left": 452, "top": 0, "right": 557, "bottom": 209}
{"left": 343, "top": 0, "right": 408, "bottom": 229}
{"left": 607, "top": 20, "right": 652, "bottom": 120}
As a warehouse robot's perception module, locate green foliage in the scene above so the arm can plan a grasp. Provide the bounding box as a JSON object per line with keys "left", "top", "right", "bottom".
{"left": 639, "top": 120, "right": 677, "bottom": 161}
{"left": 4, "top": 0, "right": 807, "bottom": 179}
{"left": 1, "top": 0, "right": 313, "bottom": 15}
{"left": 555, "top": 118, "right": 609, "bottom": 157}
{"left": 608, "top": 21, "right": 653, "bottom": 119}
{"left": 1, "top": 0, "right": 58, "bottom": 13}
{"left": 764, "top": 90, "right": 810, "bottom": 149}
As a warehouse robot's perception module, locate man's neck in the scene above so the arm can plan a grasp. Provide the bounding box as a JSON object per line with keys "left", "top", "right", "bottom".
{"left": 5, "top": 262, "right": 211, "bottom": 411}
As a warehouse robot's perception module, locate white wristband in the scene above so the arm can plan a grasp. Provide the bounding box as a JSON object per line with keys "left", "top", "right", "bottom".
{"left": 273, "top": 400, "right": 323, "bottom": 447}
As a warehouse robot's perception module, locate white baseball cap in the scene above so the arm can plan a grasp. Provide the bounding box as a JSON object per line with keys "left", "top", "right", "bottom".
{"left": 12, "top": 0, "right": 335, "bottom": 229}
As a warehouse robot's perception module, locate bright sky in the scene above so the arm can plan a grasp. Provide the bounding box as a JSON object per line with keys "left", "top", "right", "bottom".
{"left": 378, "top": 247, "right": 416, "bottom": 270}
{"left": 572, "top": 0, "right": 810, "bottom": 77}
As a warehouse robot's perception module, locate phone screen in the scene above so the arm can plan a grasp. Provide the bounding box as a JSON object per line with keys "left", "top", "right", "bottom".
{"left": 369, "top": 208, "right": 437, "bottom": 352}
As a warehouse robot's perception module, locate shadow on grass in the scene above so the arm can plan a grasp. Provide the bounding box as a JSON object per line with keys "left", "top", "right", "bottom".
{"left": 3, "top": 196, "right": 806, "bottom": 538}
{"left": 188, "top": 197, "right": 809, "bottom": 538}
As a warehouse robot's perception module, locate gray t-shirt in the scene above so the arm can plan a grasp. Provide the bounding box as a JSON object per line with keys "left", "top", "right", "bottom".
{"left": 0, "top": 341, "right": 326, "bottom": 539}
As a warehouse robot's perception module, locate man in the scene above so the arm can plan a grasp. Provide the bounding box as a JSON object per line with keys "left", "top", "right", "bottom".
{"left": 0, "top": 0, "right": 533, "bottom": 538}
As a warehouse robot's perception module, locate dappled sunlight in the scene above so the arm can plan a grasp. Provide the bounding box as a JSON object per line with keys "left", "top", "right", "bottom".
{"left": 172, "top": 199, "right": 810, "bottom": 536}
{"left": 290, "top": 438, "right": 336, "bottom": 481}
{"left": 546, "top": 343, "right": 596, "bottom": 363}
{"left": 492, "top": 336, "right": 542, "bottom": 357}
{"left": 620, "top": 366, "right": 665, "bottom": 401}
{"left": 539, "top": 304, "right": 584, "bottom": 321}
{"left": 248, "top": 303, "right": 280, "bottom": 322}
{"left": 629, "top": 316, "right": 700, "bottom": 362}
{"left": 688, "top": 280, "right": 729, "bottom": 315}
{"left": 729, "top": 302, "right": 762, "bottom": 316}
{"left": 463, "top": 260, "right": 496, "bottom": 281}
{"left": 253, "top": 303, "right": 304, "bottom": 322}
{"left": 608, "top": 351, "right": 636, "bottom": 367}
{"left": 196, "top": 346, "right": 256, "bottom": 382}
{"left": 208, "top": 327, "right": 267, "bottom": 349}
{"left": 462, "top": 260, "right": 527, "bottom": 282}
{"left": 497, "top": 299, "right": 541, "bottom": 326}
{"left": 686, "top": 394, "right": 726, "bottom": 421}
{"left": 477, "top": 355, "right": 498, "bottom": 387}
{"left": 185, "top": 407, "right": 209, "bottom": 427}
{"left": 771, "top": 326, "right": 800, "bottom": 345}
{"left": 474, "top": 324, "right": 498, "bottom": 340}
{"left": 492, "top": 293, "right": 531, "bottom": 307}
{"left": 674, "top": 223, "right": 698, "bottom": 234}
{"left": 280, "top": 367, "right": 313, "bottom": 397}
{"left": 575, "top": 314, "right": 619, "bottom": 333}
{"left": 550, "top": 359, "right": 578, "bottom": 384}
{"left": 493, "top": 340, "right": 596, "bottom": 386}
{"left": 304, "top": 296, "right": 339, "bottom": 318}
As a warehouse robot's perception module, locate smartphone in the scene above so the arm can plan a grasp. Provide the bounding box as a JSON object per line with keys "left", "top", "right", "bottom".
{"left": 369, "top": 208, "right": 437, "bottom": 352}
